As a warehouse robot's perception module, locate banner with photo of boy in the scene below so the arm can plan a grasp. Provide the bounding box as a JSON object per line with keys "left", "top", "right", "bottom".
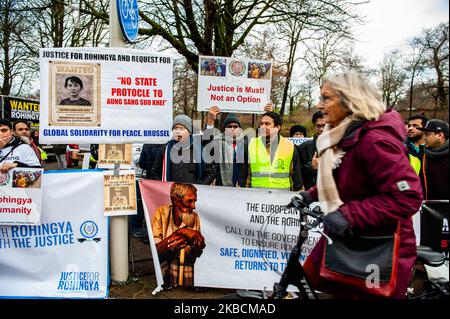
{"left": 98, "top": 144, "right": 132, "bottom": 169}
{"left": 197, "top": 55, "right": 272, "bottom": 114}
{"left": 103, "top": 170, "right": 137, "bottom": 216}
{"left": 0, "top": 168, "right": 44, "bottom": 226}
{"left": 139, "top": 180, "right": 323, "bottom": 291}
{"left": 39, "top": 47, "right": 173, "bottom": 144}
{"left": 0, "top": 171, "right": 108, "bottom": 298}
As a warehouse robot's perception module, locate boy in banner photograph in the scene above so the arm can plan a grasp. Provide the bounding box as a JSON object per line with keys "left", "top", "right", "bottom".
{"left": 59, "top": 76, "right": 91, "bottom": 106}
{"left": 152, "top": 183, "right": 205, "bottom": 288}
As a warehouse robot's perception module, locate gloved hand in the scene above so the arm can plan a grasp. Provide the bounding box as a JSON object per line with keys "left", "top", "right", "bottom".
{"left": 322, "top": 210, "right": 352, "bottom": 237}
{"left": 298, "top": 191, "right": 313, "bottom": 206}
{"left": 287, "top": 191, "right": 314, "bottom": 209}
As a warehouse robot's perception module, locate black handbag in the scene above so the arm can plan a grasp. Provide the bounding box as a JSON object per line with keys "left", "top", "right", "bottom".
{"left": 320, "top": 223, "right": 400, "bottom": 297}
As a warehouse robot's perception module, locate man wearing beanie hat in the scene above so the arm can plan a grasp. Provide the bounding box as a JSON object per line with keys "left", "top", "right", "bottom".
{"left": 150, "top": 114, "right": 216, "bottom": 185}
{"left": 418, "top": 119, "right": 449, "bottom": 200}
{"left": 0, "top": 118, "right": 41, "bottom": 173}
{"left": 289, "top": 125, "right": 307, "bottom": 138}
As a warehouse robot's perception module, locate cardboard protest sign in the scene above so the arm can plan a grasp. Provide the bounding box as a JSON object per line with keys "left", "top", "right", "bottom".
{"left": 103, "top": 170, "right": 137, "bottom": 216}
{"left": 0, "top": 171, "right": 108, "bottom": 298}
{"left": 0, "top": 168, "right": 44, "bottom": 225}
{"left": 98, "top": 144, "right": 132, "bottom": 169}
{"left": 39, "top": 47, "right": 173, "bottom": 144}
{"left": 139, "top": 180, "right": 322, "bottom": 291}
{"left": 197, "top": 55, "right": 272, "bottom": 114}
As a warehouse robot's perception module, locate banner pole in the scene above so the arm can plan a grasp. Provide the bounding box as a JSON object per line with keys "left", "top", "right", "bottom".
{"left": 108, "top": 0, "right": 129, "bottom": 285}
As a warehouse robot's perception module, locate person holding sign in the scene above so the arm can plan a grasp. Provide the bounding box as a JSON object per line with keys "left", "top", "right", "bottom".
{"left": 151, "top": 114, "right": 216, "bottom": 185}
{"left": 244, "top": 112, "right": 302, "bottom": 190}
{"left": 152, "top": 183, "right": 205, "bottom": 287}
{"left": 0, "top": 119, "right": 41, "bottom": 173}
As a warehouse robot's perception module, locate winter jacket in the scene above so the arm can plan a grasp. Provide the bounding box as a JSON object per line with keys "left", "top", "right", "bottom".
{"left": 150, "top": 136, "right": 216, "bottom": 185}
{"left": 419, "top": 140, "right": 449, "bottom": 200}
{"left": 0, "top": 137, "right": 42, "bottom": 168}
{"left": 298, "top": 136, "right": 318, "bottom": 190}
{"left": 305, "top": 109, "right": 423, "bottom": 299}
{"left": 140, "top": 144, "right": 164, "bottom": 179}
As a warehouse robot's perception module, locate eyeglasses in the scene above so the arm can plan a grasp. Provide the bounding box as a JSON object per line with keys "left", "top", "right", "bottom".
{"left": 318, "top": 96, "right": 331, "bottom": 104}
{"left": 315, "top": 124, "right": 325, "bottom": 129}
{"left": 226, "top": 125, "right": 240, "bottom": 129}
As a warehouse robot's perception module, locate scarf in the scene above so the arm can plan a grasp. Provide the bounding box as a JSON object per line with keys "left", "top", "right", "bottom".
{"left": 315, "top": 116, "right": 353, "bottom": 213}
{"left": 217, "top": 132, "right": 245, "bottom": 186}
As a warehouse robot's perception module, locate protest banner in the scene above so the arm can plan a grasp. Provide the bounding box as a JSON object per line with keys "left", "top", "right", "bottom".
{"left": 0, "top": 168, "right": 43, "bottom": 226}
{"left": 419, "top": 200, "right": 449, "bottom": 260}
{"left": 139, "top": 180, "right": 322, "bottom": 291}
{"left": 287, "top": 137, "right": 312, "bottom": 146}
{"left": 197, "top": 55, "right": 272, "bottom": 114}
{"left": 0, "top": 96, "right": 40, "bottom": 129}
{"left": 39, "top": 47, "right": 173, "bottom": 144}
{"left": 0, "top": 171, "right": 108, "bottom": 298}
{"left": 103, "top": 170, "right": 137, "bottom": 216}
{"left": 98, "top": 144, "right": 132, "bottom": 169}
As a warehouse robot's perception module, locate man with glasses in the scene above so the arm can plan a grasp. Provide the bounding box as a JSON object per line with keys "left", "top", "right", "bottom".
{"left": 417, "top": 119, "right": 449, "bottom": 200}
{"left": 298, "top": 110, "right": 325, "bottom": 190}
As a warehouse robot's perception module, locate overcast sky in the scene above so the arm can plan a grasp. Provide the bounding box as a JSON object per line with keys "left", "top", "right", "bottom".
{"left": 353, "top": 0, "right": 449, "bottom": 68}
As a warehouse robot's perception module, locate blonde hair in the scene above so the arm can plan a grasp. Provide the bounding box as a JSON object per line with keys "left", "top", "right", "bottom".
{"left": 323, "top": 72, "right": 386, "bottom": 121}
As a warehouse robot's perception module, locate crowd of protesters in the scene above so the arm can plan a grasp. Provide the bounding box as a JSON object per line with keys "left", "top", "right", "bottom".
{"left": 1, "top": 71, "right": 448, "bottom": 299}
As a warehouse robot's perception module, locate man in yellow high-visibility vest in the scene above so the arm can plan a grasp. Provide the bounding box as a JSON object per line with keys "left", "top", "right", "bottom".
{"left": 245, "top": 112, "right": 302, "bottom": 190}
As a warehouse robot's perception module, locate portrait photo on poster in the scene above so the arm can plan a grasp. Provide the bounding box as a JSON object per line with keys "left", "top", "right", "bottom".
{"left": 146, "top": 182, "right": 206, "bottom": 288}
{"left": 48, "top": 61, "right": 101, "bottom": 126}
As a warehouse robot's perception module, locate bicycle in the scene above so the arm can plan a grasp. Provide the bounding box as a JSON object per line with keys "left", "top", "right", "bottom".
{"left": 408, "top": 245, "right": 448, "bottom": 299}
{"left": 223, "top": 195, "right": 328, "bottom": 300}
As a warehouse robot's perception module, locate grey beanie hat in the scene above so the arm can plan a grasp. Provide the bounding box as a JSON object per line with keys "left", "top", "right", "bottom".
{"left": 172, "top": 114, "right": 193, "bottom": 133}
{"left": 223, "top": 113, "right": 241, "bottom": 128}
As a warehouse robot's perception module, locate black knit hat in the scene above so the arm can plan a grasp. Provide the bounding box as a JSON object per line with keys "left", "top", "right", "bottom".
{"left": 0, "top": 118, "right": 12, "bottom": 129}
{"left": 289, "top": 125, "right": 307, "bottom": 137}
{"left": 223, "top": 113, "right": 241, "bottom": 128}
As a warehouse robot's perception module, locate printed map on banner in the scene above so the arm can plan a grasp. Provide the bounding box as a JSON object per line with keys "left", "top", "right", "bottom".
{"left": 98, "top": 144, "right": 132, "bottom": 169}
{"left": 39, "top": 47, "right": 173, "bottom": 144}
{"left": 0, "top": 168, "right": 43, "bottom": 225}
{"left": 139, "top": 180, "right": 323, "bottom": 291}
{"left": 197, "top": 55, "right": 272, "bottom": 113}
{"left": 103, "top": 170, "right": 137, "bottom": 216}
{"left": 0, "top": 171, "right": 108, "bottom": 298}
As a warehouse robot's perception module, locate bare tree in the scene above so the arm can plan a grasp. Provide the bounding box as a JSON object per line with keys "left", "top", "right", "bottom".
{"left": 378, "top": 50, "right": 406, "bottom": 108}
{"left": 405, "top": 38, "right": 426, "bottom": 117}
{"left": 0, "top": 0, "right": 36, "bottom": 95}
{"left": 414, "top": 22, "right": 449, "bottom": 110}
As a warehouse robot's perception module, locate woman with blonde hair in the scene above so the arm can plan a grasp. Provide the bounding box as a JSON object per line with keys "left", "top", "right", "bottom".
{"left": 298, "top": 72, "right": 422, "bottom": 298}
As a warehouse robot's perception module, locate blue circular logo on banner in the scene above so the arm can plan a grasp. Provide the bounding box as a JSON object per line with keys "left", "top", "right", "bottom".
{"left": 117, "top": 0, "right": 139, "bottom": 43}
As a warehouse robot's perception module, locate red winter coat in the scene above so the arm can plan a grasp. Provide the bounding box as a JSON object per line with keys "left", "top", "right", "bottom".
{"left": 305, "top": 109, "right": 423, "bottom": 299}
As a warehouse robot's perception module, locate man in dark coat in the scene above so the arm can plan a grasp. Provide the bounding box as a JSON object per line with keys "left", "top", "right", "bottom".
{"left": 418, "top": 119, "right": 449, "bottom": 200}
{"left": 298, "top": 111, "right": 325, "bottom": 190}
{"left": 151, "top": 114, "right": 216, "bottom": 185}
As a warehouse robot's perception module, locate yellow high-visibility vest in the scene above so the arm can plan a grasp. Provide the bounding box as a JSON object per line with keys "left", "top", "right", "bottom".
{"left": 38, "top": 147, "right": 47, "bottom": 161}
{"left": 249, "top": 136, "right": 294, "bottom": 189}
{"left": 409, "top": 154, "right": 421, "bottom": 175}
